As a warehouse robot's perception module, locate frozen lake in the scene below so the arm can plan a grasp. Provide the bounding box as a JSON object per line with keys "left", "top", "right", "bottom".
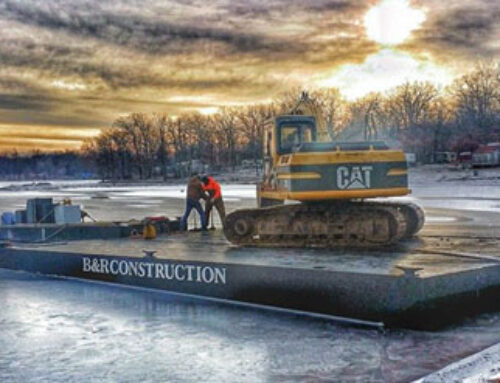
{"left": 2, "top": 269, "right": 500, "bottom": 383}
{"left": 0, "top": 178, "right": 500, "bottom": 227}
{"left": 1, "top": 175, "right": 500, "bottom": 382}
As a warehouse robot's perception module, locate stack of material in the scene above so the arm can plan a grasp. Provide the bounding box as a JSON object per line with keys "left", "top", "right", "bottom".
{"left": 27, "top": 198, "right": 55, "bottom": 224}
{"left": 15, "top": 210, "right": 27, "bottom": 224}
{"left": 54, "top": 205, "right": 81, "bottom": 224}
{"left": 7, "top": 199, "right": 82, "bottom": 225}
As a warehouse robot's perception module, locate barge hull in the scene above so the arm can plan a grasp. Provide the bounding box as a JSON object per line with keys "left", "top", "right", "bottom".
{"left": 1, "top": 243, "right": 500, "bottom": 330}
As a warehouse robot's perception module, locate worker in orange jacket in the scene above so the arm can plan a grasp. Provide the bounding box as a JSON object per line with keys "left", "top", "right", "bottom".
{"left": 201, "top": 175, "right": 226, "bottom": 227}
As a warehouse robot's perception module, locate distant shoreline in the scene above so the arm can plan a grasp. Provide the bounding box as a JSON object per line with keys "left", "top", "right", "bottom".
{"left": 0, "top": 164, "right": 499, "bottom": 192}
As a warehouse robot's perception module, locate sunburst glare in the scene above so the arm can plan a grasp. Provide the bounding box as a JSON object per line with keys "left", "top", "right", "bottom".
{"left": 364, "top": 0, "right": 426, "bottom": 45}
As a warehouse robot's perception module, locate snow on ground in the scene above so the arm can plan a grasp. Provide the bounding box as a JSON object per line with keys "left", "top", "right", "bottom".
{"left": 415, "top": 343, "right": 500, "bottom": 383}
{"left": 409, "top": 164, "right": 500, "bottom": 188}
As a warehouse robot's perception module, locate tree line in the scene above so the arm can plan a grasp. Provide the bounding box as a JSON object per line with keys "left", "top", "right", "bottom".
{"left": 3, "top": 63, "right": 497, "bottom": 181}
{"left": 0, "top": 151, "right": 93, "bottom": 180}
{"left": 84, "top": 63, "right": 498, "bottom": 180}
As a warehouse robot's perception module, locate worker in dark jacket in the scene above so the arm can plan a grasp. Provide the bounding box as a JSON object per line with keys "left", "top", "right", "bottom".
{"left": 202, "top": 175, "right": 226, "bottom": 227}
{"left": 180, "top": 175, "right": 208, "bottom": 231}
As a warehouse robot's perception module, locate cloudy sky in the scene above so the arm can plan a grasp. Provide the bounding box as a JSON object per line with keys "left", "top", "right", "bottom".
{"left": 0, "top": 0, "right": 498, "bottom": 151}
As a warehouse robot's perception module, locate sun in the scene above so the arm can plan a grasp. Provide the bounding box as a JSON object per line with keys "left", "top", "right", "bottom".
{"left": 364, "top": 0, "right": 426, "bottom": 45}
{"left": 314, "top": 0, "right": 442, "bottom": 98}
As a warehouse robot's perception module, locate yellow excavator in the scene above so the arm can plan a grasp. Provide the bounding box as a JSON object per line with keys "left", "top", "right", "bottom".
{"left": 223, "top": 93, "right": 424, "bottom": 248}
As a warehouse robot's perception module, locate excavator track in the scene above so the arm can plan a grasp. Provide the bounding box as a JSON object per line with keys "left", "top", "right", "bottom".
{"left": 223, "top": 201, "right": 423, "bottom": 248}
{"left": 390, "top": 201, "right": 425, "bottom": 238}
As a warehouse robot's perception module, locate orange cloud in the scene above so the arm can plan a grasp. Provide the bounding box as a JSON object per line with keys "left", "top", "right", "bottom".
{"left": 0, "top": 0, "right": 496, "bottom": 152}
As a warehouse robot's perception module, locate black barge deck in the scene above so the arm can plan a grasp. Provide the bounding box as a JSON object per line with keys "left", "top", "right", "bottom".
{"left": 1, "top": 230, "right": 499, "bottom": 330}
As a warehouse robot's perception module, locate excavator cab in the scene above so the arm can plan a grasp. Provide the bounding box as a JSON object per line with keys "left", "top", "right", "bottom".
{"left": 276, "top": 116, "right": 317, "bottom": 155}
{"left": 264, "top": 115, "right": 316, "bottom": 158}
{"left": 261, "top": 115, "right": 317, "bottom": 204}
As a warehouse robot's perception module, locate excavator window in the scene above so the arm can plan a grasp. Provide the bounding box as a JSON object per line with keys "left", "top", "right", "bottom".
{"left": 279, "top": 124, "right": 314, "bottom": 154}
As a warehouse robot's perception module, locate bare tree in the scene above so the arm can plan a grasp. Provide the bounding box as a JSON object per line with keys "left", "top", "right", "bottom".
{"left": 426, "top": 96, "right": 455, "bottom": 160}
{"left": 274, "top": 86, "right": 304, "bottom": 114}
{"left": 86, "top": 130, "right": 119, "bottom": 180}
{"left": 312, "top": 88, "right": 350, "bottom": 140}
{"left": 134, "top": 113, "right": 159, "bottom": 179}
{"left": 386, "top": 81, "right": 438, "bottom": 132}
{"left": 450, "top": 62, "right": 500, "bottom": 138}
{"left": 348, "top": 93, "right": 385, "bottom": 140}
{"left": 237, "top": 104, "right": 274, "bottom": 173}
{"left": 112, "top": 114, "right": 143, "bottom": 178}
{"left": 165, "top": 116, "right": 189, "bottom": 164}
{"left": 108, "top": 128, "right": 131, "bottom": 179}
{"left": 213, "top": 107, "right": 241, "bottom": 170}
{"left": 154, "top": 113, "right": 169, "bottom": 180}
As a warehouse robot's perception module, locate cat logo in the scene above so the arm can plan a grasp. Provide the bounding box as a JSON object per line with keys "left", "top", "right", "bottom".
{"left": 337, "top": 166, "right": 373, "bottom": 189}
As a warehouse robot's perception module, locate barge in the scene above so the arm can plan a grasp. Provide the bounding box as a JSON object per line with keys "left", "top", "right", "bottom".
{"left": 1, "top": 230, "right": 499, "bottom": 330}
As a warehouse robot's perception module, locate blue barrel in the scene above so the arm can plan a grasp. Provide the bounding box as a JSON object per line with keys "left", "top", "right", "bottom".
{"left": 1, "top": 212, "right": 16, "bottom": 225}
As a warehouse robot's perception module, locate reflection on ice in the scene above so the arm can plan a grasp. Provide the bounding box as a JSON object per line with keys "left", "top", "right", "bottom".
{"left": 1, "top": 269, "right": 500, "bottom": 383}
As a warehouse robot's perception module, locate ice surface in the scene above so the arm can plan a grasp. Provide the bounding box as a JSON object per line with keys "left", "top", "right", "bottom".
{"left": 1, "top": 168, "right": 499, "bottom": 382}
{"left": 1, "top": 269, "right": 500, "bottom": 383}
